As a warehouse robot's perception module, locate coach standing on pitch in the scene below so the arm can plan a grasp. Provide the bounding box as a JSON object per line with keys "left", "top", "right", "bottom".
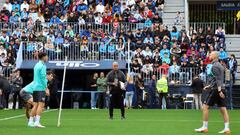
{"left": 106, "top": 62, "right": 126, "bottom": 120}
{"left": 195, "top": 51, "right": 231, "bottom": 134}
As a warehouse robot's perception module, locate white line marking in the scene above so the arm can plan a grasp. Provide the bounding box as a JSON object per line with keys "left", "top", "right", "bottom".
{"left": 0, "top": 109, "right": 57, "bottom": 121}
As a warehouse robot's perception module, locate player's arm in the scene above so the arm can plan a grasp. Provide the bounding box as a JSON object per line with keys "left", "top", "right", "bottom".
{"left": 0, "top": 89, "right": 2, "bottom": 96}
{"left": 212, "top": 66, "right": 225, "bottom": 98}
{"left": 40, "top": 66, "right": 48, "bottom": 88}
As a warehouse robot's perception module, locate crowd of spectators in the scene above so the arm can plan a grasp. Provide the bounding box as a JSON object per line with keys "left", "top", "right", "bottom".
{"left": 0, "top": 0, "right": 237, "bottom": 84}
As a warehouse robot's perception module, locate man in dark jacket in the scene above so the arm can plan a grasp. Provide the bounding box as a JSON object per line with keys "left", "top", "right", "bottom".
{"left": 148, "top": 75, "right": 157, "bottom": 108}
{"left": 191, "top": 75, "right": 204, "bottom": 110}
{"left": 0, "top": 74, "right": 11, "bottom": 109}
{"left": 106, "top": 62, "right": 126, "bottom": 120}
{"left": 11, "top": 69, "right": 23, "bottom": 109}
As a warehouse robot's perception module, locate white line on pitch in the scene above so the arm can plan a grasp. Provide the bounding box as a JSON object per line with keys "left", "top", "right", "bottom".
{"left": 0, "top": 109, "right": 57, "bottom": 121}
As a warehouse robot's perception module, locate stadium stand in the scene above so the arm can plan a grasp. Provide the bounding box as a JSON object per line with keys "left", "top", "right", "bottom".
{"left": 0, "top": 0, "right": 236, "bottom": 109}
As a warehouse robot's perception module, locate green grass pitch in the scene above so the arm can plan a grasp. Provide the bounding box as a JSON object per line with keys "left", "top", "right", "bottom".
{"left": 0, "top": 109, "right": 239, "bottom": 135}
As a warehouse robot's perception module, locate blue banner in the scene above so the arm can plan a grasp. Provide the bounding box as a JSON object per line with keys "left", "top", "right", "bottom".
{"left": 217, "top": 1, "right": 240, "bottom": 11}
{"left": 19, "top": 60, "right": 127, "bottom": 70}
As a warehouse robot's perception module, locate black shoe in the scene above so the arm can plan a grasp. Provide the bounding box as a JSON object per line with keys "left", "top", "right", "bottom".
{"left": 121, "top": 116, "right": 126, "bottom": 120}
{"left": 109, "top": 117, "right": 113, "bottom": 120}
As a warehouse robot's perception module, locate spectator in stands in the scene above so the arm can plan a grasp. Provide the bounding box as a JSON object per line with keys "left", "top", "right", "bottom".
{"left": 94, "top": 12, "right": 103, "bottom": 25}
{"left": 215, "top": 25, "right": 225, "bottom": 41}
{"left": 174, "top": 11, "right": 183, "bottom": 25}
{"left": 11, "top": 69, "right": 23, "bottom": 109}
{"left": 158, "top": 61, "right": 169, "bottom": 75}
{"left": 0, "top": 12, "right": 9, "bottom": 23}
{"left": 144, "top": 17, "right": 152, "bottom": 28}
{"left": 78, "top": 15, "right": 86, "bottom": 24}
{"left": 179, "top": 31, "right": 189, "bottom": 44}
{"left": 142, "top": 46, "right": 152, "bottom": 57}
{"left": 160, "top": 44, "right": 170, "bottom": 59}
{"left": 219, "top": 47, "right": 228, "bottom": 62}
{"left": 77, "top": 0, "right": 89, "bottom": 12}
{"left": 90, "top": 73, "right": 98, "bottom": 109}
{"left": 50, "top": 13, "right": 61, "bottom": 26}
{"left": 170, "top": 41, "right": 181, "bottom": 58}
{"left": 152, "top": 51, "right": 162, "bottom": 70}
{"left": 228, "top": 54, "right": 238, "bottom": 84}
{"left": 3, "top": 0, "right": 12, "bottom": 12}
{"left": 0, "top": 31, "right": 9, "bottom": 43}
{"left": 97, "top": 72, "right": 107, "bottom": 109}
{"left": 116, "top": 38, "right": 126, "bottom": 59}
{"left": 21, "top": 0, "right": 29, "bottom": 11}
{"left": 141, "top": 63, "right": 153, "bottom": 75}
{"left": 125, "top": 76, "right": 135, "bottom": 109}
{"left": 20, "top": 8, "right": 28, "bottom": 22}
{"left": 9, "top": 11, "right": 20, "bottom": 24}
{"left": 216, "top": 38, "right": 226, "bottom": 51}
{"left": 64, "top": 25, "right": 74, "bottom": 38}
{"left": 152, "top": 13, "right": 163, "bottom": 24}
{"left": 162, "top": 52, "right": 171, "bottom": 64}
{"left": 55, "top": 33, "right": 64, "bottom": 45}
{"left": 171, "top": 26, "right": 179, "bottom": 40}
{"left": 169, "top": 61, "right": 180, "bottom": 83}
{"left": 12, "top": 0, "right": 20, "bottom": 12}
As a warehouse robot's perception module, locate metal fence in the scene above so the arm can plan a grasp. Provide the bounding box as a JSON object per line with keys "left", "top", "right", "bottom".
{"left": 0, "top": 22, "right": 176, "bottom": 34}
{"left": 129, "top": 67, "right": 205, "bottom": 85}
{"left": 189, "top": 22, "right": 226, "bottom": 33}
{"left": 21, "top": 41, "right": 130, "bottom": 61}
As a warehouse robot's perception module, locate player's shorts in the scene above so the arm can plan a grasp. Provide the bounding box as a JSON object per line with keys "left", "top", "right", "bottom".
{"left": 19, "top": 89, "right": 32, "bottom": 102}
{"left": 204, "top": 89, "right": 227, "bottom": 107}
{"left": 33, "top": 91, "right": 46, "bottom": 103}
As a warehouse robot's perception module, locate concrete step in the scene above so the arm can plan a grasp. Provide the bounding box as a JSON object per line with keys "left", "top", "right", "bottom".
{"left": 233, "top": 80, "right": 240, "bottom": 86}
{"left": 164, "top": 6, "right": 185, "bottom": 13}
{"left": 163, "top": 13, "right": 185, "bottom": 19}
{"left": 165, "top": 0, "right": 184, "bottom": 5}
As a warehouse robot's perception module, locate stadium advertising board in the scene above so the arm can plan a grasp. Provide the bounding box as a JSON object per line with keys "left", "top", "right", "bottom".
{"left": 19, "top": 60, "right": 126, "bottom": 70}
{"left": 217, "top": 1, "right": 240, "bottom": 10}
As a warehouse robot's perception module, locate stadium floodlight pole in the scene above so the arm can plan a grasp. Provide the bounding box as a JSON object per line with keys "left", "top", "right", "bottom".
{"left": 57, "top": 56, "right": 67, "bottom": 127}
{"left": 127, "top": 41, "right": 130, "bottom": 74}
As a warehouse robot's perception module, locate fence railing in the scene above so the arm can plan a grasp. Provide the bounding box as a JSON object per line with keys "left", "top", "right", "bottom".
{"left": 189, "top": 22, "right": 226, "bottom": 33}
{"left": 129, "top": 67, "right": 206, "bottom": 85}
{"left": 21, "top": 41, "right": 130, "bottom": 61}
{"left": 0, "top": 22, "right": 179, "bottom": 34}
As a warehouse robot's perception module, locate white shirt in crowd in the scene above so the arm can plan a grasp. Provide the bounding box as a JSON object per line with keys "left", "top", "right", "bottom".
{"left": 94, "top": 16, "right": 102, "bottom": 25}
{"left": 0, "top": 49, "right": 7, "bottom": 58}
{"left": 79, "top": 18, "right": 86, "bottom": 24}
{"left": 21, "top": 3, "right": 29, "bottom": 11}
{"left": 96, "top": 4, "right": 105, "bottom": 13}
{"left": 0, "top": 35, "right": 9, "bottom": 43}
{"left": 126, "top": 0, "right": 136, "bottom": 7}
{"left": 3, "top": 3, "right": 12, "bottom": 12}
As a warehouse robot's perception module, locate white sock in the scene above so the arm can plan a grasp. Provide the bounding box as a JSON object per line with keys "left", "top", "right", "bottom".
{"left": 29, "top": 117, "right": 34, "bottom": 123}
{"left": 203, "top": 121, "right": 208, "bottom": 129}
{"left": 35, "top": 115, "right": 41, "bottom": 125}
{"left": 224, "top": 122, "right": 229, "bottom": 130}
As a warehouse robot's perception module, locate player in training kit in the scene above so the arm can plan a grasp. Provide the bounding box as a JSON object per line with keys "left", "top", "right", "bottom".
{"left": 195, "top": 51, "right": 231, "bottom": 134}
{"left": 20, "top": 82, "right": 35, "bottom": 119}
{"left": 21, "top": 71, "right": 53, "bottom": 124}
{"left": 28, "top": 52, "right": 48, "bottom": 128}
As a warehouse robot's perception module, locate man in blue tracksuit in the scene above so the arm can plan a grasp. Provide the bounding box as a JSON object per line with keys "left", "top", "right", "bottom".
{"left": 148, "top": 75, "right": 157, "bottom": 108}
{"left": 28, "top": 52, "right": 48, "bottom": 128}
